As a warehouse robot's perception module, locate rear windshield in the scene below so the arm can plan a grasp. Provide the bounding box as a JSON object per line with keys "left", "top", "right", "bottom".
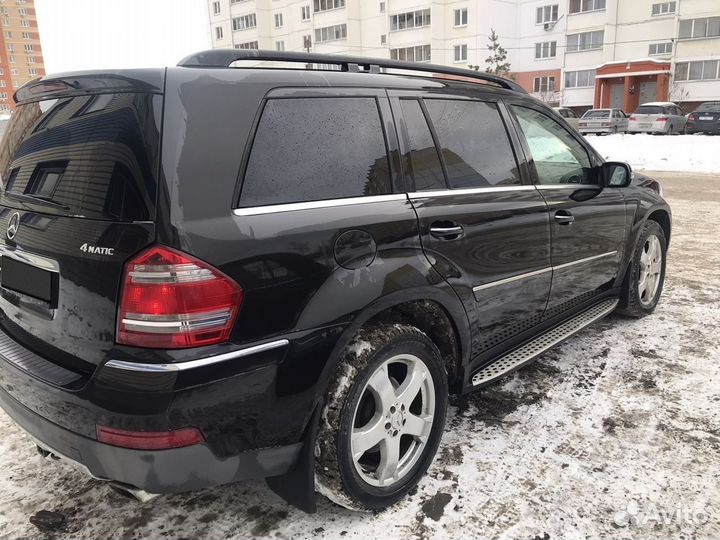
{"left": 635, "top": 106, "right": 663, "bottom": 115}
{"left": 697, "top": 102, "right": 720, "bottom": 113}
{"left": 0, "top": 92, "right": 161, "bottom": 221}
{"left": 582, "top": 110, "right": 610, "bottom": 119}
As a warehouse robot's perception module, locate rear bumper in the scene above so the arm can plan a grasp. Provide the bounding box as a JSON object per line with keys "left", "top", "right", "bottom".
{"left": 0, "top": 382, "right": 301, "bottom": 493}
{"left": 579, "top": 127, "right": 615, "bottom": 134}
{"left": 628, "top": 124, "right": 663, "bottom": 133}
{"left": 685, "top": 123, "right": 720, "bottom": 134}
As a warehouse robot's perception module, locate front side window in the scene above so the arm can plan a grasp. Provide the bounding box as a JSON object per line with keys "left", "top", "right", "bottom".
{"left": 240, "top": 98, "right": 391, "bottom": 207}
{"left": 399, "top": 99, "right": 445, "bottom": 191}
{"left": 424, "top": 99, "right": 521, "bottom": 188}
{"left": 512, "top": 106, "right": 594, "bottom": 186}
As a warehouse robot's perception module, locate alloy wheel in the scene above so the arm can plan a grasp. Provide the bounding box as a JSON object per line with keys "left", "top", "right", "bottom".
{"left": 638, "top": 234, "right": 662, "bottom": 306}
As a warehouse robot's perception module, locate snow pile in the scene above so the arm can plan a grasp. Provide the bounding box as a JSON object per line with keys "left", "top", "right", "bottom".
{"left": 585, "top": 134, "right": 720, "bottom": 174}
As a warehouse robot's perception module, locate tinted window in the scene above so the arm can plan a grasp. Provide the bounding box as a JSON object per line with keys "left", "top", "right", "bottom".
{"left": 698, "top": 102, "right": 720, "bottom": 112}
{"left": 583, "top": 110, "right": 610, "bottom": 118}
{"left": 424, "top": 99, "right": 521, "bottom": 188}
{"left": 241, "top": 97, "right": 391, "bottom": 207}
{"left": 399, "top": 99, "right": 445, "bottom": 191}
{"left": 0, "top": 93, "right": 160, "bottom": 221}
{"left": 512, "top": 106, "right": 595, "bottom": 186}
{"left": 635, "top": 105, "right": 663, "bottom": 114}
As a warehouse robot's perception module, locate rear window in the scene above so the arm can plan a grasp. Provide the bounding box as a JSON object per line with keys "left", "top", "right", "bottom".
{"left": 0, "top": 92, "right": 161, "bottom": 221}
{"left": 582, "top": 110, "right": 610, "bottom": 119}
{"left": 635, "top": 106, "right": 663, "bottom": 115}
{"left": 239, "top": 97, "right": 391, "bottom": 208}
{"left": 698, "top": 102, "right": 720, "bottom": 113}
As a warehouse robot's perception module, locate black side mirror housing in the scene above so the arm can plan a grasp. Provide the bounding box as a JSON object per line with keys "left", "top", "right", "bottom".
{"left": 601, "top": 161, "right": 632, "bottom": 188}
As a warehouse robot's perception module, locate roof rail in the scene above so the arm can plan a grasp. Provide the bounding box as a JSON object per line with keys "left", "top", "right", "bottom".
{"left": 177, "top": 49, "right": 526, "bottom": 94}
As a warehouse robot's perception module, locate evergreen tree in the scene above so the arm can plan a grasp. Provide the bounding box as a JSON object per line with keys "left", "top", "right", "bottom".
{"left": 485, "top": 28, "right": 512, "bottom": 77}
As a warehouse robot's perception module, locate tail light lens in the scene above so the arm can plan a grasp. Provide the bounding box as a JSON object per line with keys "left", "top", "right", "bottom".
{"left": 688, "top": 114, "right": 696, "bottom": 121}
{"left": 96, "top": 426, "right": 204, "bottom": 450}
{"left": 117, "top": 245, "right": 243, "bottom": 349}
{"left": 629, "top": 116, "right": 637, "bottom": 121}
{"left": 601, "top": 122, "right": 611, "bottom": 127}
{"left": 656, "top": 116, "right": 667, "bottom": 122}
{"left": 579, "top": 122, "right": 586, "bottom": 127}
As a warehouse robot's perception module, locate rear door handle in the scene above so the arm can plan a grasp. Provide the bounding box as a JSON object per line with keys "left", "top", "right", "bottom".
{"left": 554, "top": 210, "right": 575, "bottom": 225}
{"left": 429, "top": 222, "right": 464, "bottom": 239}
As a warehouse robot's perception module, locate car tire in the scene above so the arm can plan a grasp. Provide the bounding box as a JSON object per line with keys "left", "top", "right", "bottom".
{"left": 617, "top": 220, "right": 667, "bottom": 318}
{"left": 315, "top": 324, "right": 448, "bottom": 511}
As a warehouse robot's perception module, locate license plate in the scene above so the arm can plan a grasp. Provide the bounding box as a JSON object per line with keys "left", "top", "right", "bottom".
{"left": 640, "top": 124, "right": 651, "bottom": 129}
{"left": 700, "top": 116, "right": 714, "bottom": 121}
{"left": 1, "top": 257, "right": 57, "bottom": 306}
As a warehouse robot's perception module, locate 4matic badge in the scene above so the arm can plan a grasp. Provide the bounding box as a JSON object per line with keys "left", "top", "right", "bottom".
{"left": 80, "top": 243, "right": 115, "bottom": 256}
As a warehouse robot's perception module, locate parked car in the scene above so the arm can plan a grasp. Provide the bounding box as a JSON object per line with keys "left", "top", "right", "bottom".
{"left": 685, "top": 102, "right": 720, "bottom": 134}
{"left": 0, "top": 50, "right": 671, "bottom": 513}
{"left": 553, "top": 107, "right": 580, "bottom": 130}
{"left": 578, "top": 108, "right": 629, "bottom": 135}
{"left": 628, "top": 102, "right": 686, "bottom": 134}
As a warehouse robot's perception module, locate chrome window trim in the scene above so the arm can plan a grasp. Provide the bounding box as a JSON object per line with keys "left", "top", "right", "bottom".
{"left": 408, "top": 185, "right": 535, "bottom": 198}
{"left": 472, "top": 251, "right": 618, "bottom": 292}
{"left": 535, "top": 184, "right": 601, "bottom": 190}
{"left": 103, "top": 339, "right": 290, "bottom": 373}
{"left": 233, "top": 194, "right": 407, "bottom": 216}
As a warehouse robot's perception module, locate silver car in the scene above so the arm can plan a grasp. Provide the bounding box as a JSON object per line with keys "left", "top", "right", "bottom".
{"left": 578, "top": 108, "right": 629, "bottom": 135}
{"left": 628, "top": 102, "right": 686, "bottom": 135}
{"left": 553, "top": 107, "right": 580, "bottom": 130}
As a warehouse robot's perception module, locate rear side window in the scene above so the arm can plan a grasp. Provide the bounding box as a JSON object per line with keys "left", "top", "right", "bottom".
{"left": 240, "top": 97, "right": 391, "bottom": 207}
{"left": 399, "top": 99, "right": 445, "bottom": 191}
{"left": 423, "top": 99, "right": 521, "bottom": 188}
{"left": 0, "top": 93, "right": 161, "bottom": 221}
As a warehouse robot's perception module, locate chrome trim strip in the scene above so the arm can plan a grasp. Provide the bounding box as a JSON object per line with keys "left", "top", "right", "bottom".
{"left": 408, "top": 185, "right": 536, "bottom": 199}
{"left": 535, "top": 184, "right": 601, "bottom": 190}
{"left": 472, "top": 251, "right": 618, "bottom": 292}
{"left": 0, "top": 245, "right": 60, "bottom": 273}
{"left": 473, "top": 266, "right": 552, "bottom": 292}
{"left": 233, "top": 194, "right": 407, "bottom": 216}
{"left": 104, "top": 339, "right": 290, "bottom": 373}
{"left": 553, "top": 251, "right": 618, "bottom": 271}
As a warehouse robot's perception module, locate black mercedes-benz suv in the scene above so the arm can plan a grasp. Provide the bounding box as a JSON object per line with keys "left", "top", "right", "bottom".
{"left": 0, "top": 50, "right": 670, "bottom": 512}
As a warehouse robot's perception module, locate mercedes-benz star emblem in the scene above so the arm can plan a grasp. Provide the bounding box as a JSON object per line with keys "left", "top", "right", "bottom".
{"left": 6, "top": 212, "right": 20, "bottom": 241}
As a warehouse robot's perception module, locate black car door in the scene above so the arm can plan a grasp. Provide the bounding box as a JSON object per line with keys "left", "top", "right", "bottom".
{"left": 389, "top": 90, "right": 552, "bottom": 355}
{"left": 506, "top": 101, "right": 627, "bottom": 319}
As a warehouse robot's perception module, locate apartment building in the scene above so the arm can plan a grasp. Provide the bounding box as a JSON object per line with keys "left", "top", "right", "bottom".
{"left": 0, "top": 0, "right": 44, "bottom": 112}
{"left": 208, "top": 0, "right": 719, "bottom": 112}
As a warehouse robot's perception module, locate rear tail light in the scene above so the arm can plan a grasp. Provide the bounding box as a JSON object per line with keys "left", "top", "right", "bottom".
{"left": 96, "top": 426, "right": 204, "bottom": 450}
{"left": 579, "top": 122, "right": 586, "bottom": 127}
{"left": 656, "top": 116, "right": 667, "bottom": 122}
{"left": 629, "top": 116, "right": 637, "bottom": 121}
{"left": 601, "top": 122, "right": 611, "bottom": 127}
{"left": 688, "top": 114, "right": 696, "bottom": 121}
{"left": 117, "top": 245, "right": 243, "bottom": 349}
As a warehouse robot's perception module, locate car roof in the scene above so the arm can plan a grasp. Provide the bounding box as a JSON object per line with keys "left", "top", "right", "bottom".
{"left": 640, "top": 101, "right": 678, "bottom": 106}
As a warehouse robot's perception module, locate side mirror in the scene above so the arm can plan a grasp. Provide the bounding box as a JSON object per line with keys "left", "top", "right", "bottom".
{"left": 601, "top": 161, "right": 632, "bottom": 188}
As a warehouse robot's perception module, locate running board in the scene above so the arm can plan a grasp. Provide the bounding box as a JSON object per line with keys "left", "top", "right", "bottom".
{"left": 471, "top": 298, "right": 619, "bottom": 387}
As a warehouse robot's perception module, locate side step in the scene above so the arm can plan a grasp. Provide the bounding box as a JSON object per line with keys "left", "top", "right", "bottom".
{"left": 471, "top": 298, "right": 619, "bottom": 387}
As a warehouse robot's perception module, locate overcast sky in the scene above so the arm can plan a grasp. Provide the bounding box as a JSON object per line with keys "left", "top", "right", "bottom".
{"left": 35, "top": 0, "right": 211, "bottom": 73}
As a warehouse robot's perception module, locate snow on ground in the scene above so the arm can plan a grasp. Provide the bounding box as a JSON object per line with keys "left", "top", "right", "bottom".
{"left": 585, "top": 133, "right": 720, "bottom": 174}
{"left": 1, "top": 173, "right": 719, "bottom": 539}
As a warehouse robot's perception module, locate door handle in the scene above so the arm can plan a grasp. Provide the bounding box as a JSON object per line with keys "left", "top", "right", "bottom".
{"left": 554, "top": 210, "right": 575, "bottom": 225}
{"left": 429, "top": 222, "right": 464, "bottom": 239}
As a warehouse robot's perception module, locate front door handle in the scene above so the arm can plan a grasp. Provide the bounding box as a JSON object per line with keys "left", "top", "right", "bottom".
{"left": 554, "top": 210, "right": 575, "bottom": 225}
{"left": 429, "top": 222, "right": 464, "bottom": 240}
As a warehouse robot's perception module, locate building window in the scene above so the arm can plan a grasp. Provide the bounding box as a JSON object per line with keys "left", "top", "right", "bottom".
{"left": 235, "top": 41, "right": 259, "bottom": 50}
{"left": 0, "top": 81, "right": 5, "bottom": 87}
{"left": 10, "top": 68, "right": 17, "bottom": 75}
{"left": 18, "top": 7, "right": 27, "bottom": 15}
{"left": 0, "top": 7, "right": 6, "bottom": 15}
{"left": 569, "top": 0, "right": 606, "bottom": 14}
{"left": 212, "top": 1, "right": 221, "bottom": 15}
{"left": 4, "top": 31, "right": 9, "bottom": 38}
{"left": 0, "top": 93, "right": 7, "bottom": 101}
{"left": 2, "top": 19, "right": 8, "bottom": 27}
{"left": 232, "top": 14, "right": 257, "bottom": 31}
{"left": 651, "top": 2, "right": 675, "bottom": 16}
{"left": 27, "top": 56, "right": 35, "bottom": 64}
{"left": 380, "top": 33, "right": 387, "bottom": 45}
{"left": 390, "top": 44, "right": 431, "bottom": 62}
{"left": 536, "top": 5, "right": 559, "bottom": 24}
{"left": 674, "top": 60, "right": 720, "bottom": 81}
{"left": 535, "top": 41, "right": 557, "bottom": 59}
{"left": 275, "top": 40, "right": 285, "bottom": 51}
{"left": 8, "top": 55, "right": 14, "bottom": 63}
{"left": 20, "top": 19, "right": 28, "bottom": 27}
{"left": 21, "top": 31, "right": 30, "bottom": 39}
{"left": 564, "top": 69, "right": 596, "bottom": 88}
{"left": 313, "top": 0, "right": 345, "bottom": 13}
{"left": 24, "top": 44, "right": 32, "bottom": 53}
{"left": 454, "top": 44, "right": 468, "bottom": 62}
{"left": 648, "top": 42, "right": 672, "bottom": 55}
{"left": 567, "top": 30, "right": 604, "bottom": 52}
{"left": 391, "top": 9, "right": 431, "bottom": 31}
{"left": 679, "top": 17, "right": 720, "bottom": 40}
{"left": 533, "top": 76, "right": 556, "bottom": 93}
{"left": 215, "top": 26, "right": 223, "bottom": 40}
{"left": 303, "top": 34, "right": 312, "bottom": 49}
{"left": 379, "top": 2, "right": 385, "bottom": 13}
{"left": 28, "top": 67, "right": 36, "bottom": 76}
{"left": 6, "top": 43, "right": 12, "bottom": 52}
{"left": 274, "top": 13, "right": 283, "bottom": 28}
{"left": 314, "top": 23, "right": 347, "bottom": 43}
{"left": 454, "top": 8, "right": 468, "bottom": 26}
{"left": 301, "top": 5, "right": 311, "bottom": 20}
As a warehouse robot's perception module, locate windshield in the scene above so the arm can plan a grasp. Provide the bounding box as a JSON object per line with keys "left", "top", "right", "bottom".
{"left": 697, "top": 102, "right": 720, "bottom": 113}
{"left": 0, "top": 93, "right": 161, "bottom": 221}
{"left": 635, "top": 106, "right": 663, "bottom": 115}
{"left": 582, "top": 110, "right": 610, "bottom": 119}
